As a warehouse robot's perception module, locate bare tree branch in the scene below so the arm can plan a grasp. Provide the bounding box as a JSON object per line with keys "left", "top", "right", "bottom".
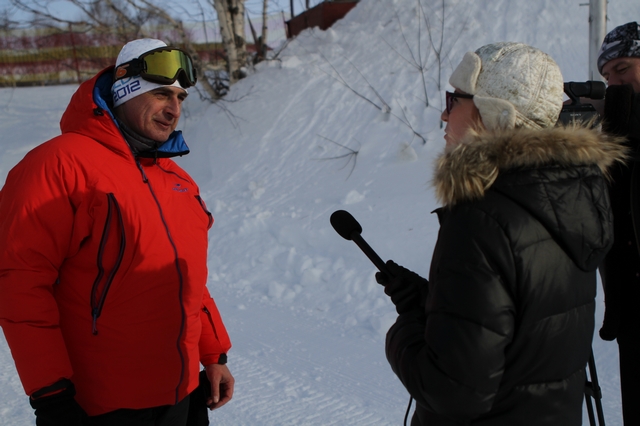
{"left": 340, "top": 53, "right": 391, "bottom": 113}
{"left": 316, "top": 135, "right": 360, "bottom": 180}
{"left": 312, "top": 47, "right": 383, "bottom": 111}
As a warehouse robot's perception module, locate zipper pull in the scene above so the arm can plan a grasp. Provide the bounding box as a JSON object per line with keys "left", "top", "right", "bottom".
{"left": 135, "top": 159, "right": 149, "bottom": 183}
{"left": 92, "top": 308, "right": 99, "bottom": 335}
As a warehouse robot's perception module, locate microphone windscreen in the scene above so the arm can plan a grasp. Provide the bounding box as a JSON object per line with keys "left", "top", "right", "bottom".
{"left": 330, "top": 210, "right": 362, "bottom": 240}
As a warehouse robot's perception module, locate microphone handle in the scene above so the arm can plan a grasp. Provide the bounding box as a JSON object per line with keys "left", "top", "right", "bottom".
{"left": 351, "top": 233, "right": 393, "bottom": 278}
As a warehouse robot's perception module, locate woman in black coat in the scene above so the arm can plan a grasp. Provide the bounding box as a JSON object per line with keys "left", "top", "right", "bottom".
{"left": 380, "top": 42, "right": 627, "bottom": 425}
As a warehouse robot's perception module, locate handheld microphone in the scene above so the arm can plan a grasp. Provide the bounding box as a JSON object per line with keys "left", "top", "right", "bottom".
{"left": 330, "top": 210, "right": 392, "bottom": 280}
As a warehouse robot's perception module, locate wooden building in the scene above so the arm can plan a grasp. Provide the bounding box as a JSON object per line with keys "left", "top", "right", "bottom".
{"left": 286, "top": 0, "right": 359, "bottom": 38}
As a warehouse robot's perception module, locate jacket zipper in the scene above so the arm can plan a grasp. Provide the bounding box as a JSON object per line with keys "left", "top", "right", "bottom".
{"left": 136, "top": 159, "right": 188, "bottom": 404}
{"left": 90, "top": 193, "right": 126, "bottom": 335}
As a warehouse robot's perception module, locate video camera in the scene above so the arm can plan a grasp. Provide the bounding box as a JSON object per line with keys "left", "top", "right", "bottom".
{"left": 558, "top": 81, "right": 606, "bottom": 126}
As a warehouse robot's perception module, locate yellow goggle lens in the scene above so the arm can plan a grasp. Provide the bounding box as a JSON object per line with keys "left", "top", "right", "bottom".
{"left": 141, "top": 48, "right": 196, "bottom": 86}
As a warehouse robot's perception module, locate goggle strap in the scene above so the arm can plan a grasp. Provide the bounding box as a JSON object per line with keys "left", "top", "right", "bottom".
{"left": 114, "top": 58, "right": 145, "bottom": 82}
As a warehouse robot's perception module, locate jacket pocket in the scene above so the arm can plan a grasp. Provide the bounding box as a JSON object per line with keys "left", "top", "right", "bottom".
{"left": 200, "top": 296, "right": 232, "bottom": 357}
{"left": 90, "top": 193, "right": 126, "bottom": 335}
{"left": 195, "top": 195, "right": 214, "bottom": 229}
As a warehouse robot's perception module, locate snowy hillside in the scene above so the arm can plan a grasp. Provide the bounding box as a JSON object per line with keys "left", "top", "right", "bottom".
{"left": 2, "top": 0, "right": 640, "bottom": 424}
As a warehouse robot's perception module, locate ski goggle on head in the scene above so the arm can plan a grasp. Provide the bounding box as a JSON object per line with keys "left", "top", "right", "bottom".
{"left": 113, "top": 46, "right": 197, "bottom": 88}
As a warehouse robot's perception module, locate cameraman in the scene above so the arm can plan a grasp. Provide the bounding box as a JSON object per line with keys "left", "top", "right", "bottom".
{"left": 597, "top": 21, "right": 640, "bottom": 425}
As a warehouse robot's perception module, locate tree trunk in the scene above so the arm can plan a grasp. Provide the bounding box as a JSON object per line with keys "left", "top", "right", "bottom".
{"left": 260, "top": 0, "right": 268, "bottom": 57}
{"left": 214, "top": 0, "right": 247, "bottom": 84}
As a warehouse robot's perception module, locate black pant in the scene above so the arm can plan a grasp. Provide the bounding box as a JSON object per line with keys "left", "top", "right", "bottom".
{"left": 88, "top": 395, "right": 191, "bottom": 426}
{"left": 618, "top": 332, "right": 640, "bottom": 425}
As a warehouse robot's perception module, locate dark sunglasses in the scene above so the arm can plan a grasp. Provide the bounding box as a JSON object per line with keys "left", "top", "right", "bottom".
{"left": 114, "top": 46, "right": 197, "bottom": 88}
{"left": 445, "top": 91, "right": 474, "bottom": 114}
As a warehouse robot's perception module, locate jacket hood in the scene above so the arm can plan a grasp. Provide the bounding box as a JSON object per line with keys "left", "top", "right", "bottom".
{"left": 433, "top": 125, "right": 628, "bottom": 271}
{"left": 59, "top": 67, "right": 190, "bottom": 159}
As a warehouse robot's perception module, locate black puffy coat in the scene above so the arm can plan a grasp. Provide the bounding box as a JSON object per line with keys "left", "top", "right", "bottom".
{"left": 386, "top": 126, "right": 626, "bottom": 425}
{"left": 599, "top": 88, "right": 640, "bottom": 340}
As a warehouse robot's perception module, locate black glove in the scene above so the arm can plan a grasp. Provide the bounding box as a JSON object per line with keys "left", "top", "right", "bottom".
{"left": 598, "top": 260, "right": 624, "bottom": 341}
{"left": 186, "top": 370, "right": 211, "bottom": 426}
{"left": 376, "top": 260, "right": 428, "bottom": 314}
{"left": 599, "top": 308, "right": 621, "bottom": 341}
{"left": 29, "top": 379, "right": 88, "bottom": 426}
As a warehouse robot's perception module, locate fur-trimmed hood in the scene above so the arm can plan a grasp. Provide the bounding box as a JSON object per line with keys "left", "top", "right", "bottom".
{"left": 434, "top": 125, "right": 627, "bottom": 207}
{"left": 433, "top": 125, "right": 627, "bottom": 271}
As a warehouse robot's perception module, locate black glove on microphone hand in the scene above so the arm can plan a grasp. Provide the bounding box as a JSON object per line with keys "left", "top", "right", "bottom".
{"left": 599, "top": 307, "right": 621, "bottom": 341}
{"left": 376, "top": 260, "right": 428, "bottom": 314}
{"left": 29, "top": 379, "right": 88, "bottom": 426}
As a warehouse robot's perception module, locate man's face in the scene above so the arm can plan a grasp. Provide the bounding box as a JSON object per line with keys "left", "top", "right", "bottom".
{"left": 602, "top": 57, "right": 640, "bottom": 93}
{"left": 115, "top": 86, "right": 187, "bottom": 142}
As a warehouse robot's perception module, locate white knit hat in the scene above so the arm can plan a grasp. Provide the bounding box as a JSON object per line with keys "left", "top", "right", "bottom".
{"left": 449, "top": 42, "right": 564, "bottom": 130}
{"left": 111, "top": 38, "right": 187, "bottom": 108}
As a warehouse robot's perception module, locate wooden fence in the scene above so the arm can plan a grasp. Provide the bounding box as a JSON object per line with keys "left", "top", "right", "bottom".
{"left": 0, "top": 29, "right": 228, "bottom": 87}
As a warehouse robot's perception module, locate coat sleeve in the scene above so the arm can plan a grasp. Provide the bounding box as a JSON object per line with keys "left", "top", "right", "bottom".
{"left": 0, "top": 146, "right": 77, "bottom": 396}
{"left": 598, "top": 155, "right": 634, "bottom": 340}
{"left": 386, "top": 206, "right": 515, "bottom": 422}
{"left": 199, "top": 286, "right": 232, "bottom": 365}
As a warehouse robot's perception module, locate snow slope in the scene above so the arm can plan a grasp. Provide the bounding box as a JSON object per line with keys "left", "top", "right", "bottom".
{"left": 2, "top": 0, "right": 640, "bottom": 424}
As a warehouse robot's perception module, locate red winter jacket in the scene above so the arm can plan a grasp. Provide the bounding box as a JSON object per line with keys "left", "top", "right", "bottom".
{"left": 0, "top": 68, "right": 231, "bottom": 416}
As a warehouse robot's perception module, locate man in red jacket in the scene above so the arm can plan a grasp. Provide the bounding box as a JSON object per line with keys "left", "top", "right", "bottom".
{"left": 0, "top": 38, "right": 233, "bottom": 426}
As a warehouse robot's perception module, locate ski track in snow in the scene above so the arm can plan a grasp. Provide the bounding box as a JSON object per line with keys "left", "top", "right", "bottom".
{"left": 210, "top": 295, "right": 407, "bottom": 425}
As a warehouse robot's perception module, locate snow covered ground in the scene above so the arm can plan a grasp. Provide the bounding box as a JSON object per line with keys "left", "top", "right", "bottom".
{"left": 2, "top": 0, "right": 640, "bottom": 424}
